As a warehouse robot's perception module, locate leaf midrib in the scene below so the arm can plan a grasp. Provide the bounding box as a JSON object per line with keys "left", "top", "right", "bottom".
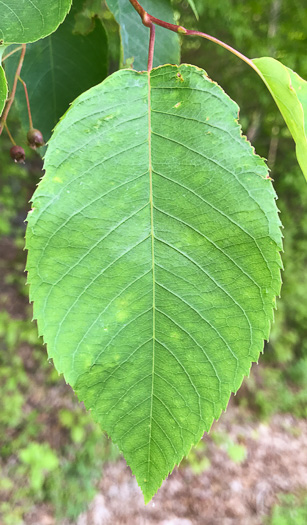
{"left": 147, "top": 68, "right": 156, "bottom": 479}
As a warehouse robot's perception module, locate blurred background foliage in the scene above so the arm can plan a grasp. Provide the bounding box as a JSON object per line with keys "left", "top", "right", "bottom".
{"left": 0, "top": 0, "right": 306, "bottom": 523}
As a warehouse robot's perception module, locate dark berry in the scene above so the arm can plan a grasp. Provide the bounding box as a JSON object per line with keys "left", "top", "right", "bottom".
{"left": 10, "top": 145, "right": 26, "bottom": 163}
{"left": 27, "top": 128, "right": 44, "bottom": 149}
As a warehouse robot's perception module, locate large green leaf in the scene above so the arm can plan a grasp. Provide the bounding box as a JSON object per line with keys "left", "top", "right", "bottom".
{"left": 0, "top": 65, "right": 7, "bottom": 116}
{"left": 26, "top": 64, "right": 282, "bottom": 502}
{"left": 106, "top": 0, "right": 180, "bottom": 70}
{"left": 0, "top": 0, "right": 72, "bottom": 44}
{"left": 5, "top": 0, "right": 108, "bottom": 142}
{"left": 253, "top": 57, "right": 307, "bottom": 181}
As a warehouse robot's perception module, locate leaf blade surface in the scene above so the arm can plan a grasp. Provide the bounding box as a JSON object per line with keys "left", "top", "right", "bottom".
{"left": 0, "top": 0, "right": 72, "bottom": 44}
{"left": 26, "top": 64, "right": 282, "bottom": 502}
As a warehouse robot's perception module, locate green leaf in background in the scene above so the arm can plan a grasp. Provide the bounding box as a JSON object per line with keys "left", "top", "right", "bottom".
{"left": 106, "top": 0, "right": 180, "bottom": 70}
{"left": 187, "top": 0, "right": 199, "bottom": 20}
{"left": 0, "top": 0, "right": 72, "bottom": 44}
{"left": 26, "top": 64, "right": 282, "bottom": 502}
{"left": 0, "top": 66, "right": 7, "bottom": 117}
{"left": 5, "top": 0, "right": 108, "bottom": 142}
{"left": 253, "top": 57, "right": 307, "bottom": 182}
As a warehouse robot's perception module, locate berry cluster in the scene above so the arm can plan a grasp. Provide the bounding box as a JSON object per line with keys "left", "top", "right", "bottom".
{"left": 9, "top": 127, "right": 44, "bottom": 164}
{"left": 0, "top": 47, "right": 45, "bottom": 165}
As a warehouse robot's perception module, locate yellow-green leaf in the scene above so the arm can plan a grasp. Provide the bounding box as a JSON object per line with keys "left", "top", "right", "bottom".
{"left": 187, "top": 0, "right": 199, "bottom": 20}
{"left": 0, "top": 65, "right": 7, "bottom": 117}
{"left": 253, "top": 57, "right": 307, "bottom": 181}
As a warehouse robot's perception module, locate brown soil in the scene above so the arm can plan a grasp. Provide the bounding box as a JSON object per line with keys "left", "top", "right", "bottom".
{"left": 24, "top": 409, "right": 307, "bottom": 525}
{"left": 74, "top": 412, "right": 307, "bottom": 525}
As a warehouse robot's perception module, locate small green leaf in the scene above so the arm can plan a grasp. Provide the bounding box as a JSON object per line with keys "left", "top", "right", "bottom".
{"left": 5, "top": 0, "right": 108, "bottom": 141}
{"left": 26, "top": 64, "right": 282, "bottom": 502}
{"left": 0, "top": 66, "right": 7, "bottom": 117}
{"left": 0, "top": 0, "right": 72, "bottom": 44}
{"left": 187, "top": 0, "right": 199, "bottom": 20}
{"left": 253, "top": 57, "right": 307, "bottom": 181}
{"left": 106, "top": 0, "right": 180, "bottom": 70}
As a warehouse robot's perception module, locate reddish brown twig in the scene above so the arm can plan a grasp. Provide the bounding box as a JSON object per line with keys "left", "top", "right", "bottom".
{"left": 128, "top": 0, "right": 261, "bottom": 75}
{"left": 0, "top": 44, "right": 26, "bottom": 136}
{"left": 2, "top": 46, "right": 23, "bottom": 62}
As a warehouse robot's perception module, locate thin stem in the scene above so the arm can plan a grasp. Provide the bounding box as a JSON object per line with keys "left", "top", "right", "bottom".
{"left": 4, "top": 122, "right": 16, "bottom": 145}
{"left": 186, "top": 30, "right": 260, "bottom": 74}
{"left": 0, "top": 44, "right": 26, "bottom": 136}
{"left": 147, "top": 24, "right": 156, "bottom": 71}
{"left": 2, "top": 46, "right": 23, "bottom": 62}
{"left": 128, "top": 0, "right": 262, "bottom": 76}
{"left": 18, "top": 76, "right": 33, "bottom": 129}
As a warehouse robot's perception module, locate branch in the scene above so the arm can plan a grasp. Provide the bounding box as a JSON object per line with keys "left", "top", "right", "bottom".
{"left": 2, "top": 46, "right": 23, "bottom": 62}
{"left": 129, "top": 0, "right": 145, "bottom": 19}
